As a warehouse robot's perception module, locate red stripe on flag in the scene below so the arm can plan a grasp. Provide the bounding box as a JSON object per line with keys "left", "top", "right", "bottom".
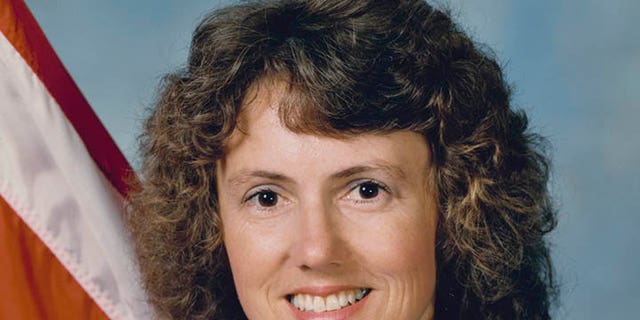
{"left": 0, "top": 0, "right": 133, "bottom": 197}
{"left": 0, "top": 196, "right": 109, "bottom": 320}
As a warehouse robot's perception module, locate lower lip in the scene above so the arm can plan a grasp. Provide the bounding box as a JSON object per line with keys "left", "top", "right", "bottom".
{"left": 287, "top": 293, "right": 369, "bottom": 320}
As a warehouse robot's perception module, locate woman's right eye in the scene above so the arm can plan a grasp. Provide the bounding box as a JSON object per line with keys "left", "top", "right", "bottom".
{"left": 245, "top": 189, "right": 280, "bottom": 208}
{"left": 255, "top": 190, "right": 278, "bottom": 207}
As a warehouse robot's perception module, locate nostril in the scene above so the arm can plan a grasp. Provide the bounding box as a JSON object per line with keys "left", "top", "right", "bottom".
{"left": 298, "top": 257, "right": 343, "bottom": 271}
{"left": 292, "top": 207, "right": 347, "bottom": 270}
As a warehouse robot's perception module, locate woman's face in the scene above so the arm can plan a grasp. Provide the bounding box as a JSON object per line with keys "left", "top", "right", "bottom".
{"left": 216, "top": 83, "right": 438, "bottom": 320}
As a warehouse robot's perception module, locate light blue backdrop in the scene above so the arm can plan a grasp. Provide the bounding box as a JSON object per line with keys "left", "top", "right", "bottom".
{"left": 24, "top": 0, "right": 640, "bottom": 318}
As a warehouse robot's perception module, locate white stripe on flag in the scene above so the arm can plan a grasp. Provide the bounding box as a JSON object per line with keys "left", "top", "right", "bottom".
{"left": 0, "top": 32, "right": 152, "bottom": 319}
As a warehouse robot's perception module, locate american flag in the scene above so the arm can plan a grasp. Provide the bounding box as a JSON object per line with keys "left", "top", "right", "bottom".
{"left": 0, "top": 0, "right": 151, "bottom": 318}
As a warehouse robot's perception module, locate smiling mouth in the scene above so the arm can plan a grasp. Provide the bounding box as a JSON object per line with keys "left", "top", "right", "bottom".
{"left": 288, "top": 288, "right": 371, "bottom": 313}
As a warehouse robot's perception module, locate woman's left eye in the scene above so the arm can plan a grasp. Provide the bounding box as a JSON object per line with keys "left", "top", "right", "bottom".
{"left": 357, "top": 181, "right": 381, "bottom": 199}
{"left": 345, "top": 180, "right": 389, "bottom": 204}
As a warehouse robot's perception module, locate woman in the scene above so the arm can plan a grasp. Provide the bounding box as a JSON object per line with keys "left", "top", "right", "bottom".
{"left": 127, "top": 0, "right": 557, "bottom": 319}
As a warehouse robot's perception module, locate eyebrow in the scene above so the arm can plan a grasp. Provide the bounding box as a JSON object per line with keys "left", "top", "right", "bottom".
{"left": 330, "top": 163, "right": 407, "bottom": 181}
{"left": 226, "top": 161, "right": 407, "bottom": 189}
{"left": 226, "top": 170, "right": 294, "bottom": 188}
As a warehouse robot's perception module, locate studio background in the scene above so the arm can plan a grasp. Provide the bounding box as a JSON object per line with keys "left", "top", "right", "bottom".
{"left": 24, "top": 0, "right": 640, "bottom": 318}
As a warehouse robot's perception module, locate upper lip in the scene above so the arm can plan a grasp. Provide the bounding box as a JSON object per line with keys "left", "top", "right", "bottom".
{"left": 287, "top": 285, "right": 369, "bottom": 297}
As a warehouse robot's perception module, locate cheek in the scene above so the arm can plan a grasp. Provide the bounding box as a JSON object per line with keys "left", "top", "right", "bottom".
{"left": 223, "top": 225, "right": 254, "bottom": 292}
{"left": 366, "top": 220, "right": 436, "bottom": 275}
{"left": 353, "top": 205, "right": 438, "bottom": 296}
{"left": 222, "top": 212, "right": 289, "bottom": 301}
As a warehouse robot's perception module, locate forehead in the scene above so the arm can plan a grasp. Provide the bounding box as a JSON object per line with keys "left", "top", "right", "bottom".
{"left": 230, "top": 76, "right": 312, "bottom": 140}
{"left": 217, "top": 79, "right": 432, "bottom": 183}
{"left": 232, "top": 78, "right": 287, "bottom": 139}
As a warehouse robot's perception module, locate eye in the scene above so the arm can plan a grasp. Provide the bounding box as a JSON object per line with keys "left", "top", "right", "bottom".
{"left": 256, "top": 190, "right": 278, "bottom": 207}
{"left": 344, "top": 179, "right": 390, "bottom": 205}
{"left": 244, "top": 187, "right": 283, "bottom": 210}
{"left": 358, "top": 181, "right": 380, "bottom": 199}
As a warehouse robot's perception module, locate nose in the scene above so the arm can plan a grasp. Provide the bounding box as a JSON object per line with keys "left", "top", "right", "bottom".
{"left": 290, "top": 199, "right": 348, "bottom": 270}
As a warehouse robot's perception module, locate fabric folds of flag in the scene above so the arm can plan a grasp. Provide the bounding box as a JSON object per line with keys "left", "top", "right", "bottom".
{"left": 0, "top": 0, "right": 151, "bottom": 318}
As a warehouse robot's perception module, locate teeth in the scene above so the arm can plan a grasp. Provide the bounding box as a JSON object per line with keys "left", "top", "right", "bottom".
{"left": 355, "top": 289, "right": 364, "bottom": 300}
{"left": 326, "top": 294, "right": 339, "bottom": 311}
{"left": 304, "top": 294, "right": 313, "bottom": 311}
{"left": 313, "top": 296, "right": 326, "bottom": 312}
{"left": 347, "top": 290, "right": 356, "bottom": 305}
{"left": 338, "top": 291, "right": 348, "bottom": 307}
{"left": 290, "top": 288, "right": 370, "bottom": 313}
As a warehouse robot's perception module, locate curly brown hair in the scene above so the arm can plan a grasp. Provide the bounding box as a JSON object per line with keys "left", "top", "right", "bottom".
{"left": 126, "top": 0, "right": 557, "bottom": 319}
